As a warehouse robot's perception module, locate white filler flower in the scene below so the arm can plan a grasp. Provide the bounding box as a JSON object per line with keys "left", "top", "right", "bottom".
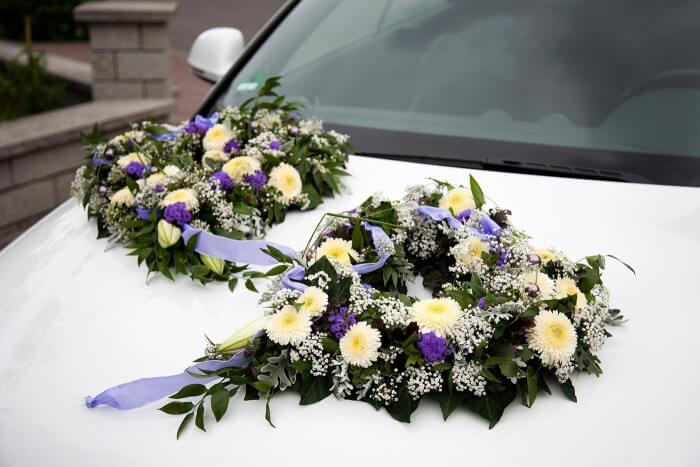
{"left": 528, "top": 309, "right": 577, "bottom": 366}
{"left": 222, "top": 156, "right": 261, "bottom": 181}
{"left": 268, "top": 163, "right": 302, "bottom": 201}
{"left": 297, "top": 286, "right": 328, "bottom": 317}
{"left": 411, "top": 298, "right": 462, "bottom": 337}
{"left": 339, "top": 322, "right": 381, "bottom": 368}
{"left": 439, "top": 187, "right": 475, "bottom": 214}
{"left": 266, "top": 305, "right": 312, "bottom": 346}
{"left": 315, "top": 238, "right": 358, "bottom": 266}
{"left": 202, "top": 124, "right": 234, "bottom": 151}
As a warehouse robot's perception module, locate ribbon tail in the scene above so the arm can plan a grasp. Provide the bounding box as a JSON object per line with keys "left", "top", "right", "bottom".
{"left": 281, "top": 265, "right": 307, "bottom": 291}
{"left": 85, "top": 351, "right": 250, "bottom": 410}
{"left": 181, "top": 225, "right": 297, "bottom": 266}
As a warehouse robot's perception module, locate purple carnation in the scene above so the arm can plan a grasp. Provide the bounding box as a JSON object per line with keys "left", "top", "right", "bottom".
{"left": 224, "top": 139, "right": 241, "bottom": 154}
{"left": 242, "top": 170, "right": 267, "bottom": 190}
{"left": 268, "top": 140, "right": 281, "bottom": 151}
{"left": 417, "top": 332, "right": 451, "bottom": 363}
{"left": 456, "top": 209, "right": 472, "bottom": 222}
{"left": 163, "top": 202, "right": 192, "bottom": 226}
{"left": 327, "top": 306, "right": 356, "bottom": 339}
{"left": 124, "top": 161, "right": 144, "bottom": 178}
{"left": 210, "top": 171, "right": 234, "bottom": 191}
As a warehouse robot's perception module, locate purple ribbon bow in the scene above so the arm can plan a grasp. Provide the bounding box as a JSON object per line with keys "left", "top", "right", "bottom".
{"left": 416, "top": 205, "right": 501, "bottom": 238}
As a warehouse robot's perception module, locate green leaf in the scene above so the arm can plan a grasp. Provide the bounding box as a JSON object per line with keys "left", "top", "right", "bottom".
{"left": 245, "top": 279, "right": 258, "bottom": 293}
{"left": 606, "top": 254, "right": 636, "bottom": 275}
{"left": 176, "top": 412, "right": 193, "bottom": 439}
{"left": 463, "top": 385, "right": 517, "bottom": 429}
{"left": 386, "top": 385, "right": 420, "bottom": 423}
{"left": 526, "top": 366, "right": 537, "bottom": 407}
{"left": 469, "top": 174, "right": 485, "bottom": 209}
{"left": 481, "top": 367, "right": 501, "bottom": 383}
{"left": 186, "top": 232, "right": 200, "bottom": 252}
{"left": 170, "top": 384, "right": 207, "bottom": 399}
{"left": 265, "top": 264, "right": 289, "bottom": 277}
{"left": 159, "top": 401, "right": 194, "bottom": 415}
{"left": 265, "top": 394, "right": 276, "bottom": 428}
{"left": 299, "top": 375, "right": 332, "bottom": 405}
{"left": 579, "top": 267, "right": 601, "bottom": 293}
{"left": 195, "top": 404, "right": 206, "bottom": 432}
{"left": 499, "top": 360, "right": 519, "bottom": 378}
{"left": 559, "top": 379, "right": 577, "bottom": 402}
{"left": 210, "top": 386, "right": 229, "bottom": 422}
{"left": 322, "top": 336, "right": 338, "bottom": 353}
{"left": 228, "top": 278, "right": 238, "bottom": 292}
{"left": 252, "top": 381, "right": 272, "bottom": 394}
{"left": 351, "top": 218, "right": 364, "bottom": 251}
{"left": 439, "top": 386, "right": 466, "bottom": 420}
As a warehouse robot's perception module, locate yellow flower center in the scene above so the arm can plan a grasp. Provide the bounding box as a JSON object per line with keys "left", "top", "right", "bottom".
{"left": 350, "top": 334, "right": 366, "bottom": 352}
{"left": 544, "top": 323, "right": 567, "bottom": 348}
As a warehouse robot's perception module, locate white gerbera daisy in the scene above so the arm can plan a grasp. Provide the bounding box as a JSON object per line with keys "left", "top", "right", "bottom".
{"left": 315, "top": 238, "right": 358, "bottom": 266}
{"left": 520, "top": 270, "right": 555, "bottom": 299}
{"left": 201, "top": 149, "right": 229, "bottom": 169}
{"left": 162, "top": 165, "right": 181, "bottom": 178}
{"left": 268, "top": 163, "right": 302, "bottom": 201}
{"left": 453, "top": 236, "right": 488, "bottom": 267}
{"left": 222, "top": 156, "right": 261, "bottom": 181}
{"left": 411, "top": 298, "right": 462, "bottom": 337}
{"left": 110, "top": 186, "right": 135, "bottom": 207}
{"left": 339, "top": 322, "right": 381, "bottom": 368}
{"left": 536, "top": 249, "right": 555, "bottom": 265}
{"left": 265, "top": 305, "right": 312, "bottom": 346}
{"left": 116, "top": 152, "right": 150, "bottom": 169}
{"left": 527, "top": 309, "right": 577, "bottom": 366}
{"left": 439, "top": 187, "right": 475, "bottom": 214}
{"left": 161, "top": 188, "right": 199, "bottom": 210}
{"left": 202, "top": 124, "right": 234, "bottom": 151}
{"left": 554, "top": 277, "right": 587, "bottom": 310}
{"left": 297, "top": 286, "right": 328, "bottom": 317}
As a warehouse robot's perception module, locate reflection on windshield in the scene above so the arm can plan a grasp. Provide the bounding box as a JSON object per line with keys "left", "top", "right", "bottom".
{"left": 216, "top": 0, "right": 700, "bottom": 162}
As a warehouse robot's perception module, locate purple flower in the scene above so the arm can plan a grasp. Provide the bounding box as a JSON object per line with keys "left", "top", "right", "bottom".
{"left": 456, "top": 209, "right": 472, "bottom": 222}
{"left": 417, "top": 332, "right": 451, "bottom": 363}
{"left": 288, "top": 112, "right": 300, "bottom": 121}
{"left": 327, "top": 307, "right": 356, "bottom": 339}
{"left": 497, "top": 249, "right": 509, "bottom": 268}
{"left": 154, "top": 183, "right": 165, "bottom": 193}
{"left": 476, "top": 297, "right": 487, "bottom": 309}
{"left": 242, "top": 170, "right": 267, "bottom": 190}
{"left": 362, "top": 283, "right": 374, "bottom": 291}
{"left": 125, "top": 161, "right": 144, "bottom": 178}
{"left": 268, "top": 140, "right": 281, "bottom": 151}
{"left": 185, "top": 113, "right": 218, "bottom": 136}
{"left": 224, "top": 139, "right": 241, "bottom": 154}
{"left": 289, "top": 126, "right": 299, "bottom": 137}
{"left": 210, "top": 171, "right": 234, "bottom": 191}
{"left": 163, "top": 202, "right": 192, "bottom": 226}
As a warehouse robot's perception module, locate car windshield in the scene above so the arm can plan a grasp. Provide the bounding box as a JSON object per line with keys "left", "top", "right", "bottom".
{"left": 210, "top": 0, "right": 700, "bottom": 186}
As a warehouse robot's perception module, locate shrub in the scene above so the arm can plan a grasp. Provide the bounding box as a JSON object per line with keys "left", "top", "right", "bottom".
{"left": 0, "top": 0, "right": 87, "bottom": 41}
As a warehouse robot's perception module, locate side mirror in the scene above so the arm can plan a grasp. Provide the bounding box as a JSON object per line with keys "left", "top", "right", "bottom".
{"left": 187, "top": 27, "right": 244, "bottom": 83}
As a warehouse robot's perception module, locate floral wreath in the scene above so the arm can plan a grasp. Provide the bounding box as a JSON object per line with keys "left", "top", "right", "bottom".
{"left": 86, "top": 176, "right": 632, "bottom": 436}
{"left": 71, "top": 77, "right": 351, "bottom": 288}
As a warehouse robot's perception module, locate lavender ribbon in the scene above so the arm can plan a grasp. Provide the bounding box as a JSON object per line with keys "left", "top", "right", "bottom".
{"left": 135, "top": 205, "right": 153, "bottom": 220}
{"left": 416, "top": 205, "right": 502, "bottom": 238}
{"left": 280, "top": 222, "right": 392, "bottom": 291}
{"left": 85, "top": 350, "right": 250, "bottom": 410}
{"left": 181, "top": 224, "right": 297, "bottom": 266}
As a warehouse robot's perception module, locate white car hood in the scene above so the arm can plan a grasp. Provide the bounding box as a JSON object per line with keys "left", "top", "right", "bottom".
{"left": 1, "top": 155, "right": 699, "bottom": 466}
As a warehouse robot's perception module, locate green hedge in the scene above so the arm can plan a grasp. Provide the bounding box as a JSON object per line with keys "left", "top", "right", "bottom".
{"left": 0, "top": 1, "right": 88, "bottom": 41}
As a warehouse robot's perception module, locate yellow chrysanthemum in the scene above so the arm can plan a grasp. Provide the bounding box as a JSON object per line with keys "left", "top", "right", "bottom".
{"left": 161, "top": 188, "right": 199, "bottom": 209}
{"left": 339, "top": 322, "right": 381, "bottom": 368}
{"left": 439, "top": 187, "right": 475, "bottom": 214}
{"left": 110, "top": 186, "right": 135, "bottom": 207}
{"left": 315, "top": 238, "right": 358, "bottom": 266}
{"left": 265, "top": 305, "right": 312, "bottom": 346}
{"left": 202, "top": 124, "right": 234, "bottom": 151}
{"left": 268, "top": 163, "right": 302, "bottom": 201}
{"left": 221, "top": 156, "right": 261, "bottom": 181}
{"left": 520, "top": 270, "right": 555, "bottom": 299}
{"left": 411, "top": 298, "right": 462, "bottom": 337}
{"left": 297, "top": 286, "right": 328, "bottom": 317}
{"left": 536, "top": 249, "right": 555, "bottom": 265}
{"left": 116, "top": 152, "right": 150, "bottom": 169}
{"left": 554, "top": 277, "right": 587, "bottom": 311}
{"left": 146, "top": 172, "right": 165, "bottom": 188}
{"left": 201, "top": 149, "right": 229, "bottom": 169}
{"left": 527, "top": 310, "right": 577, "bottom": 366}
{"left": 162, "top": 165, "right": 181, "bottom": 178}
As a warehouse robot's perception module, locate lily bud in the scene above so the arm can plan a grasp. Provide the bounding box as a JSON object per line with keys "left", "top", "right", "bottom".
{"left": 217, "top": 315, "right": 271, "bottom": 354}
{"left": 200, "top": 254, "right": 225, "bottom": 276}
{"left": 157, "top": 219, "right": 181, "bottom": 248}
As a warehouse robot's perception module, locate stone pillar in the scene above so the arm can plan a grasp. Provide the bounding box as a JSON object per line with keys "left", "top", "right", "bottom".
{"left": 74, "top": 1, "right": 178, "bottom": 100}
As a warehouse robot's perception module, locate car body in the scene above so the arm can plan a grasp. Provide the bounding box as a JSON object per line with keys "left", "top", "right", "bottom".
{"left": 2, "top": 1, "right": 700, "bottom": 466}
